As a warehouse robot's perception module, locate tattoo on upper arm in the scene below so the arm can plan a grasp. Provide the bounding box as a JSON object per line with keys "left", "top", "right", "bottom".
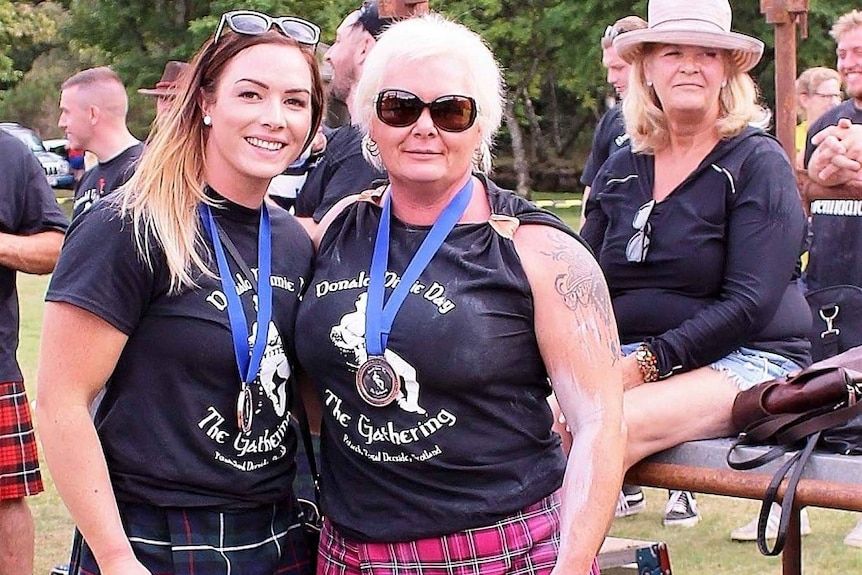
{"left": 543, "top": 231, "right": 620, "bottom": 360}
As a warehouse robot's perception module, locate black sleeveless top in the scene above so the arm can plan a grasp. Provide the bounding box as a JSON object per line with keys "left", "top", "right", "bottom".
{"left": 295, "top": 176, "right": 575, "bottom": 542}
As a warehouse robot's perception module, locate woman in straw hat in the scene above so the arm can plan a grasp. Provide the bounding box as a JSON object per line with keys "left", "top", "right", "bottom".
{"left": 581, "top": 0, "right": 810, "bottom": 529}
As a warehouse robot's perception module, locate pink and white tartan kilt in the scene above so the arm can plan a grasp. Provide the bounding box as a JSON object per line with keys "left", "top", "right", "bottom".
{"left": 316, "top": 491, "right": 600, "bottom": 575}
{"left": 0, "top": 380, "right": 43, "bottom": 499}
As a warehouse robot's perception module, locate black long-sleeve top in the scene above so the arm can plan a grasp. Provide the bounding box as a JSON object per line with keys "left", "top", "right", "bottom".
{"left": 581, "top": 127, "right": 811, "bottom": 376}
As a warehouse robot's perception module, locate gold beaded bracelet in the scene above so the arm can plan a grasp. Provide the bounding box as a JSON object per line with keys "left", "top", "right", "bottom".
{"left": 634, "top": 344, "right": 659, "bottom": 383}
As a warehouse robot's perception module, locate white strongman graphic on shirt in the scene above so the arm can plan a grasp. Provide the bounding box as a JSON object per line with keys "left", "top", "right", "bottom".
{"left": 330, "top": 292, "right": 426, "bottom": 415}
{"left": 251, "top": 319, "right": 290, "bottom": 417}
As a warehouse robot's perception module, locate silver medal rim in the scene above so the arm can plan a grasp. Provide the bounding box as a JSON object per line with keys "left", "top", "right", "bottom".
{"left": 237, "top": 385, "right": 254, "bottom": 434}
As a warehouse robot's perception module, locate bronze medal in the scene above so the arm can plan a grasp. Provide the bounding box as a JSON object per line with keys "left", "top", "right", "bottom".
{"left": 237, "top": 385, "right": 254, "bottom": 435}
{"left": 356, "top": 356, "right": 400, "bottom": 407}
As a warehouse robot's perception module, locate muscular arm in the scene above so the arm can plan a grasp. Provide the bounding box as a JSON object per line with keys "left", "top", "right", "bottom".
{"left": 515, "top": 225, "right": 624, "bottom": 575}
{"left": 36, "top": 303, "right": 148, "bottom": 575}
{"left": 0, "top": 230, "right": 64, "bottom": 274}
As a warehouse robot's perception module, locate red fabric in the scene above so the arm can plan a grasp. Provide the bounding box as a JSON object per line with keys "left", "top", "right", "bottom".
{"left": 317, "top": 491, "right": 600, "bottom": 575}
{"left": 0, "top": 380, "right": 43, "bottom": 499}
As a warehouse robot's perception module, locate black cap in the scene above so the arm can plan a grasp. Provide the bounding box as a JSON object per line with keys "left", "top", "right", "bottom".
{"left": 357, "top": 1, "right": 394, "bottom": 39}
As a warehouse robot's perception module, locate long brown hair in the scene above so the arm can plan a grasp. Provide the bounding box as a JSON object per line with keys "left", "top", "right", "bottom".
{"left": 119, "top": 29, "right": 325, "bottom": 293}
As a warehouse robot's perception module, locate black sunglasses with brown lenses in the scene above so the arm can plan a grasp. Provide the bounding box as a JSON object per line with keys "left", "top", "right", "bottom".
{"left": 374, "top": 90, "right": 478, "bottom": 133}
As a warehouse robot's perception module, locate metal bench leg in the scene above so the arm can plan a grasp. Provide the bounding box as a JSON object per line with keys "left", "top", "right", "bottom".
{"left": 782, "top": 505, "right": 802, "bottom": 575}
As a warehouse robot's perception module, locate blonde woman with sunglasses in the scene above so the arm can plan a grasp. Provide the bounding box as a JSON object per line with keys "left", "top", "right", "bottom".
{"left": 296, "top": 13, "right": 623, "bottom": 575}
{"left": 37, "top": 11, "right": 325, "bottom": 575}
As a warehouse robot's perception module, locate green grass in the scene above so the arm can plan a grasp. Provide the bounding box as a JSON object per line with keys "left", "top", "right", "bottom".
{"left": 19, "top": 194, "right": 862, "bottom": 574}
{"left": 608, "top": 489, "right": 860, "bottom": 575}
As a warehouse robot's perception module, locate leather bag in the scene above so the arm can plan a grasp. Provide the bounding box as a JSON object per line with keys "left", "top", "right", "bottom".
{"left": 727, "top": 346, "right": 862, "bottom": 556}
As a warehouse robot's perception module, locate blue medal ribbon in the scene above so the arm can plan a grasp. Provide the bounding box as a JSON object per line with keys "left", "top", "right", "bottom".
{"left": 365, "top": 178, "right": 474, "bottom": 356}
{"left": 199, "top": 203, "right": 273, "bottom": 391}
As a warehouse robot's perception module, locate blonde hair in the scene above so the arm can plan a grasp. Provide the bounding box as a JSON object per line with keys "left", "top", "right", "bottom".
{"left": 831, "top": 10, "right": 862, "bottom": 42}
{"left": 351, "top": 13, "right": 504, "bottom": 174}
{"left": 796, "top": 66, "right": 841, "bottom": 96}
{"left": 118, "top": 30, "right": 325, "bottom": 293}
{"left": 622, "top": 44, "right": 768, "bottom": 153}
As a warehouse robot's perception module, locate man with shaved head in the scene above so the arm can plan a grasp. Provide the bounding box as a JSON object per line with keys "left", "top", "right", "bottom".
{"left": 59, "top": 67, "right": 144, "bottom": 220}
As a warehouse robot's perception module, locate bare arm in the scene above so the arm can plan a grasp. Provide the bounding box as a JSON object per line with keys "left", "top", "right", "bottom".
{"left": 0, "top": 230, "right": 64, "bottom": 274}
{"left": 36, "top": 302, "right": 149, "bottom": 575}
{"left": 515, "top": 225, "right": 625, "bottom": 575}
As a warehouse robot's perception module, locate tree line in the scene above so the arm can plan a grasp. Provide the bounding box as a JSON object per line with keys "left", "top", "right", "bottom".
{"left": 0, "top": 0, "right": 856, "bottom": 193}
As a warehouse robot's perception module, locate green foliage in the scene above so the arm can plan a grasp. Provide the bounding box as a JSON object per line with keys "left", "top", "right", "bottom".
{"left": 4, "top": 0, "right": 862, "bottom": 177}
{"left": 0, "top": 48, "right": 96, "bottom": 137}
{"left": 0, "top": 1, "right": 66, "bottom": 84}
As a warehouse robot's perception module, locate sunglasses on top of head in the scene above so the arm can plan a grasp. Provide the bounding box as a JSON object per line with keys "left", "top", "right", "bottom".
{"left": 374, "top": 90, "right": 478, "bottom": 133}
{"left": 213, "top": 11, "right": 321, "bottom": 47}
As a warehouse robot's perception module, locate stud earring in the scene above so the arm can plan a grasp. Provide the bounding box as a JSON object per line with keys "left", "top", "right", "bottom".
{"left": 203, "top": 115, "right": 212, "bottom": 127}
{"left": 646, "top": 80, "right": 653, "bottom": 88}
{"left": 721, "top": 80, "right": 727, "bottom": 88}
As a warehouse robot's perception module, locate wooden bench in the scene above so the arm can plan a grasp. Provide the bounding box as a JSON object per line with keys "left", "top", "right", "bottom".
{"left": 626, "top": 438, "right": 862, "bottom": 575}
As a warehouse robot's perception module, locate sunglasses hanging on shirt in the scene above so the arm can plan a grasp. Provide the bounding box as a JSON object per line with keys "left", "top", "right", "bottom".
{"left": 626, "top": 199, "right": 656, "bottom": 263}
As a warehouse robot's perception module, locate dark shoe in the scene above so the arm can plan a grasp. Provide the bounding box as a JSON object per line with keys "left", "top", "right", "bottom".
{"left": 663, "top": 490, "right": 701, "bottom": 527}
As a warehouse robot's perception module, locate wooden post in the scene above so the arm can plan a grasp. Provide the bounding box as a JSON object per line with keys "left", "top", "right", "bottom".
{"left": 377, "top": 0, "right": 430, "bottom": 18}
{"left": 760, "top": 0, "right": 809, "bottom": 161}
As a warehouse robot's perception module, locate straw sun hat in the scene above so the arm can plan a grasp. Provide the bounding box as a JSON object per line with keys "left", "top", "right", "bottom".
{"left": 613, "top": 0, "right": 764, "bottom": 73}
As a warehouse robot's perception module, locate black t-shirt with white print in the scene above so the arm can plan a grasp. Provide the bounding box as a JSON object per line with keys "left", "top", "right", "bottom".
{"left": 72, "top": 143, "right": 145, "bottom": 220}
{"left": 295, "top": 176, "right": 570, "bottom": 542}
{"left": 46, "top": 192, "right": 313, "bottom": 508}
{"left": 580, "top": 105, "right": 630, "bottom": 188}
{"left": 803, "top": 99, "right": 862, "bottom": 290}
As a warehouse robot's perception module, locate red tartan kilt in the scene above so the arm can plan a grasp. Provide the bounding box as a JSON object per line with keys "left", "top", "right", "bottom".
{"left": 0, "top": 380, "right": 43, "bottom": 499}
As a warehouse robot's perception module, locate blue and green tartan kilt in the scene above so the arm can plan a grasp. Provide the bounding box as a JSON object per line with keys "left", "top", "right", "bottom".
{"left": 70, "top": 499, "right": 314, "bottom": 575}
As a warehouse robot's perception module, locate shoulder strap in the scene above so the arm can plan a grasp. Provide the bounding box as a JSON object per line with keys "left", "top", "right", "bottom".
{"left": 756, "top": 432, "right": 820, "bottom": 556}
{"left": 290, "top": 377, "right": 320, "bottom": 503}
{"left": 213, "top": 221, "right": 256, "bottom": 288}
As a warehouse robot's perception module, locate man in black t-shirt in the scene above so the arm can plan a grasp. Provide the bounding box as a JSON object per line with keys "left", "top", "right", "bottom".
{"left": 294, "top": 1, "right": 390, "bottom": 223}
{"left": 0, "top": 129, "right": 68, "bottom": 575}
{"left": 578, "top": 16, "right": 646, "bottom": 229}
{"left": 59, "top": 66, "right": 144, "bottom": 220}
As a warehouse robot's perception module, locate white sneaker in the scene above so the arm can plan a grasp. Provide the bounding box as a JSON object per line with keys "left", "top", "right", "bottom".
{"left": 730, "top": 503, "right": 811, "bottom": 541}
{"left": 663, "top": 490, "right": 701, "bottom": 527}
{"left": 844, "top": 517, "right": 862, "bottom": 548}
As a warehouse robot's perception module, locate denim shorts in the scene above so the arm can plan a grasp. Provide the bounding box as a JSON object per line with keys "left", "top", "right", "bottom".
{"left": 621, "top": 343, "right": 801, "bottom": 391}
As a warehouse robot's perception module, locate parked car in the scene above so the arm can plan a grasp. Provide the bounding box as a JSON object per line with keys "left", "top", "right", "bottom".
{"left": 0, "top": 122, "right": 75, "bottom": 189}
{"left": 43, "top": 138, "right": 70, "bottom": 159}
